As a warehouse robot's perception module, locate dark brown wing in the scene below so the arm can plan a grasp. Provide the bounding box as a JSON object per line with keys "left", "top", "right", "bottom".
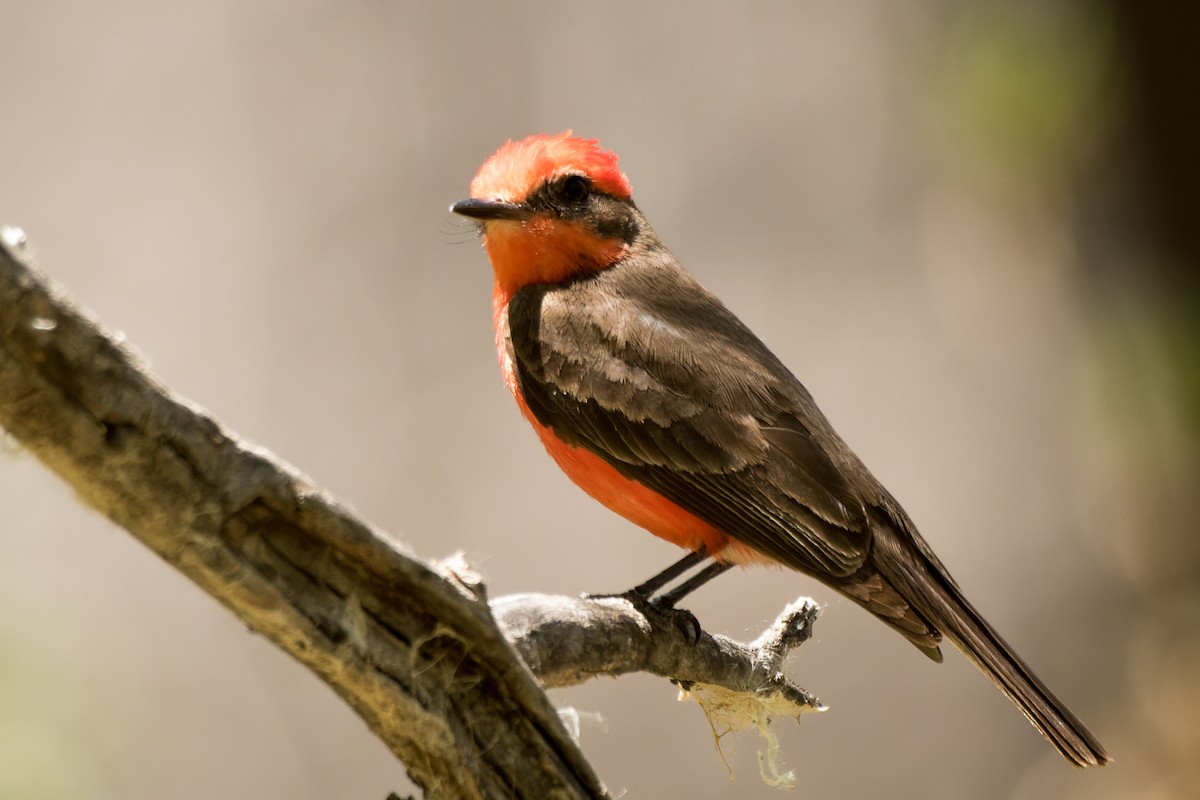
{"left": 504, "top": 256, "right": 874, "bottom": 578}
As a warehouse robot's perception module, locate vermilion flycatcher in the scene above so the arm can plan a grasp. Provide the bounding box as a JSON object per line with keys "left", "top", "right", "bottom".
{"left": 452, "top": 132, "right": 1109, "bottom": 767}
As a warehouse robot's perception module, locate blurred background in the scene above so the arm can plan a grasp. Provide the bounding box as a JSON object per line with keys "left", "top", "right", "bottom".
{"left": 1, "top": 2, "right": 1196, "bottom": 798}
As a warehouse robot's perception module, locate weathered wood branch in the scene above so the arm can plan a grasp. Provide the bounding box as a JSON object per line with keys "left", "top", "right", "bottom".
{"left": 0, "top": 227, "right": 821, "bottom": 798}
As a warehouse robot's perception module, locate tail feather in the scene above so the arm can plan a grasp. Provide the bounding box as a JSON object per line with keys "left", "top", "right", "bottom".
{"left": 871, "top": 521, "right": 1111, "bottom": 767}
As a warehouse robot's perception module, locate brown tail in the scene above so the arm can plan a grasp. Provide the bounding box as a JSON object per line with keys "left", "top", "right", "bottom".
{"left": 871, "top": 522, "right": 1111, "bottom": 767}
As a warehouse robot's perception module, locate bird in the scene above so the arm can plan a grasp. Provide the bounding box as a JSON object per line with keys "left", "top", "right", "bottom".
{"left": 450, "top": 131, "right": 1110, "bottom": 767}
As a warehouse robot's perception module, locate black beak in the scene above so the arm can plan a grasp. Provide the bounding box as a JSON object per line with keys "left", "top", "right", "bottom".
{"left": 450, "top": 198, "right": 532, "bottom": 222}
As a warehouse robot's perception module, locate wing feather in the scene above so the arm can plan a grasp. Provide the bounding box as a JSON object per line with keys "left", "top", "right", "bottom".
{"left": 506, "top": 264, "right": 874, "bottom": 577}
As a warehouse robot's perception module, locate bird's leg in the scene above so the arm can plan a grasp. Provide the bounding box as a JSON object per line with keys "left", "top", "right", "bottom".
{"left": 652, "top": 561, "right": 733, "bottom": 608}
{"left": 627, "top": 547, "right": 711, "bottom": 599}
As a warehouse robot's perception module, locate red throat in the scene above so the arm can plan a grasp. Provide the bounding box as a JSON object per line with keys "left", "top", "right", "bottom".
{"left": 486, "top": 218, "right": 627, "bottom": 306}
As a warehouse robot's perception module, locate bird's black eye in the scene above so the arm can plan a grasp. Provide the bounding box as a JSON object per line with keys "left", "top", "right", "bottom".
{"left": 561, "top": 174, "right": 591, "bottom": 203}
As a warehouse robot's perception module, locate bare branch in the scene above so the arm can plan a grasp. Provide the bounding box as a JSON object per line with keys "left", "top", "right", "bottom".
{"left": 493, "top": 593, "right": 822, "bottom": 713}
{"left": 0, "top": 227, "right": 822, "bottom": 797}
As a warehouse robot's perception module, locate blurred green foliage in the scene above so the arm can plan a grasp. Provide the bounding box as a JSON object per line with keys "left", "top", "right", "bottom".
{"left": 929, "top": 2, "right": 1114, "bottom": 183}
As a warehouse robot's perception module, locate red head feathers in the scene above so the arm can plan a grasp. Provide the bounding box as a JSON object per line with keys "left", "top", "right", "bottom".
{"left": 469, "top": 131, "right": 632, "bottom": 203}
